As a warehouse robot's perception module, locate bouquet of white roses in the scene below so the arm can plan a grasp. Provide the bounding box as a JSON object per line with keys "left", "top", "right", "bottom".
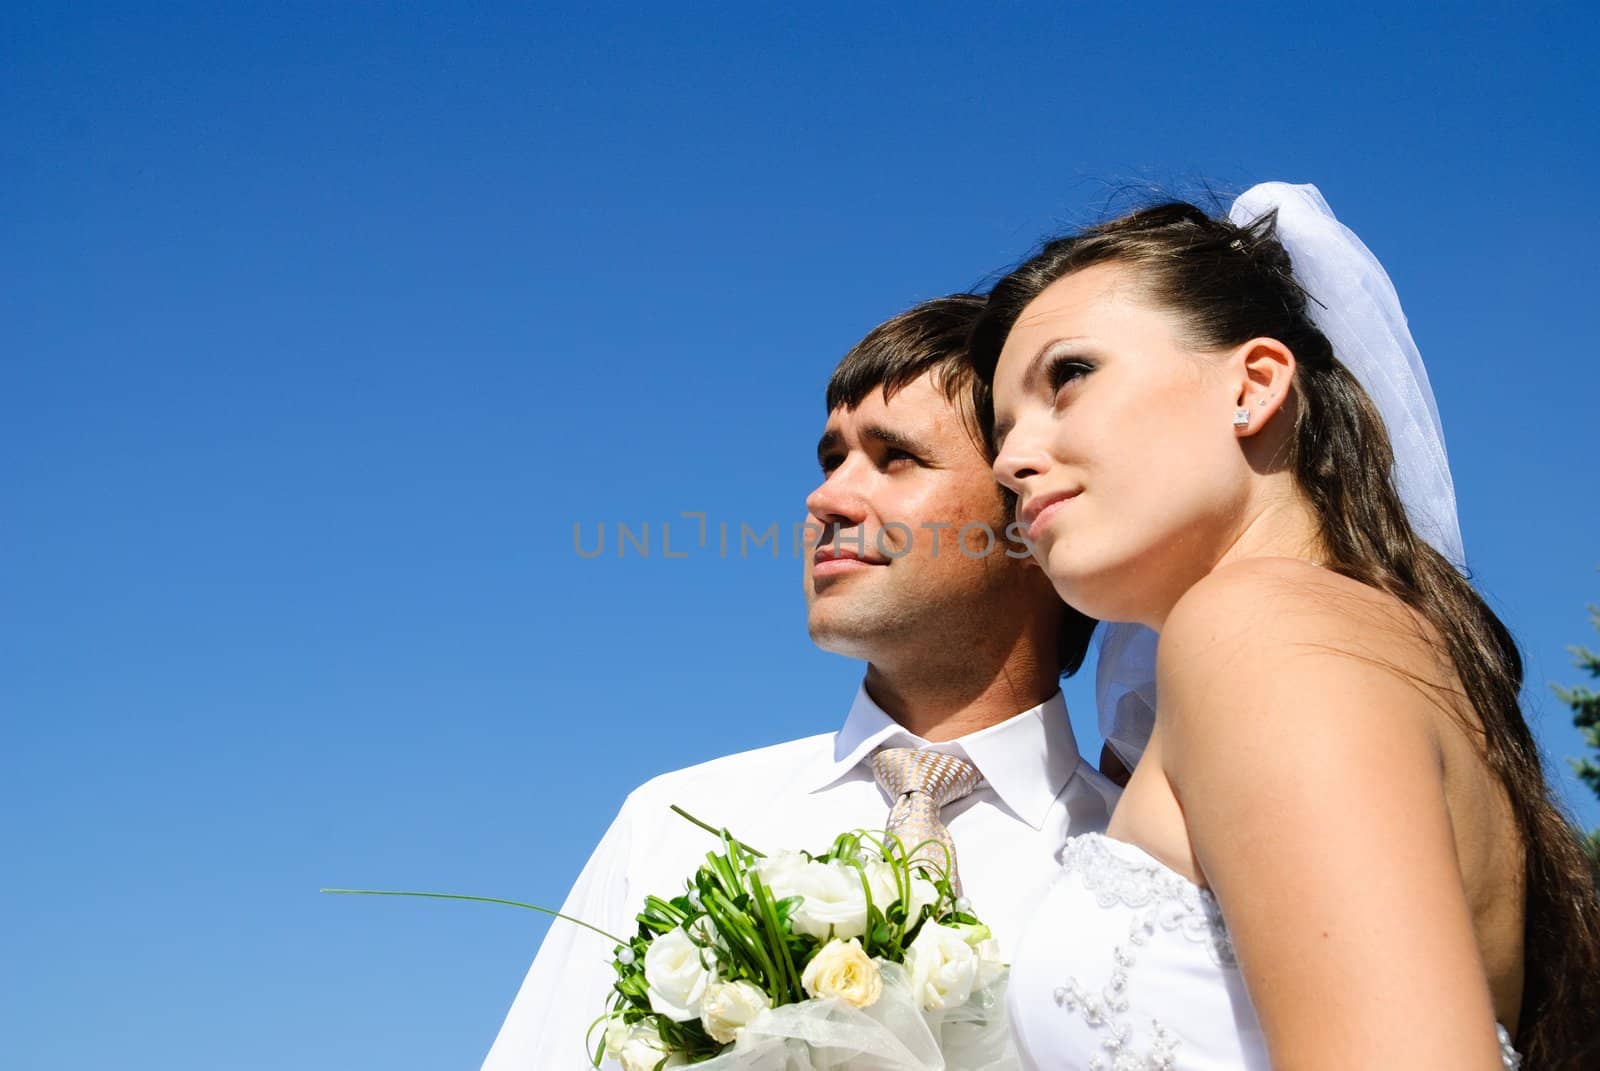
{"left": 595, "top": 812, "right": 1015, "bottom": 1071}
{"left": 324, "top": 809, "right": 1016, "bottom": 1070}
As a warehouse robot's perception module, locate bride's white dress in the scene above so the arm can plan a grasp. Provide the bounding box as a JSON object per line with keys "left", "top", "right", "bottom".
{"left": 1007, "top": 832, "right": 1521, "bottom": 1070}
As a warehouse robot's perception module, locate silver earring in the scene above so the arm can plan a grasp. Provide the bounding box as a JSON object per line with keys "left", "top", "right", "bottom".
{"left": 1233, "top": 408, "right": 1251, "bottom": 428}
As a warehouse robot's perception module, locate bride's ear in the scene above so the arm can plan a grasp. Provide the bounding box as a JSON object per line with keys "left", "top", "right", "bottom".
{"left": 1231, "top": 338, "right": 1296, "bottom": 438}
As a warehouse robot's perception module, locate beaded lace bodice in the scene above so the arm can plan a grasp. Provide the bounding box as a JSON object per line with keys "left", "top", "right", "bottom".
{"left": 1007, "top": 832, "right": 1521, "bottom": 1071}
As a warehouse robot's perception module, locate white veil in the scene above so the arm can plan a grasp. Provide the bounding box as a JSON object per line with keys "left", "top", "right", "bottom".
{"left": 1096, "top": 182, "right": 1465, "bottom": 771}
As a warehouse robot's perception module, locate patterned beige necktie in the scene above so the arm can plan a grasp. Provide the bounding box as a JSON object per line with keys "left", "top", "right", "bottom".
{"left": 870, "top": 748, "right": 982, "bottom": 893}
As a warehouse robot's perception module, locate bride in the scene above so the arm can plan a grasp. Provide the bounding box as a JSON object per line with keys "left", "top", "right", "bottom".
{"left": 969, "top": 184, "right": 1600, "bottom": 1069}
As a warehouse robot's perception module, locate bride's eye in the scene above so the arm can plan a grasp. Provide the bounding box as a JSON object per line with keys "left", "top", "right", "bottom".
{"left": 1046, "top": 355, "right": 1095, "bottom": 397}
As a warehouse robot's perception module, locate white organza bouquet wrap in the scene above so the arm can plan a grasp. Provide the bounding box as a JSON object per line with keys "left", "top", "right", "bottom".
{"left": 596, "top": 814, "right": 1020, "bottom": 1071}
{"left": 672, "top": 960, "right": 1014, "bottom": 1071}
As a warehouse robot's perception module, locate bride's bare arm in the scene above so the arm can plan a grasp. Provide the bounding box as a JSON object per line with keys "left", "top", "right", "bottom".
{"left": 1157, "top": 558, "right": 1506, "bottom": 1070}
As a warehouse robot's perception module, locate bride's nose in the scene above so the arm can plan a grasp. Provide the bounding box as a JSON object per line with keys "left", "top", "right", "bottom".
{"left": 993, "top": 426, "right": 1050, "bottom": 495}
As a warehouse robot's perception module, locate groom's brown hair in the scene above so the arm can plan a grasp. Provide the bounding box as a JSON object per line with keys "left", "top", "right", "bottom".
{"left": 825, "top": 295, "right": 988, "bottom": 451}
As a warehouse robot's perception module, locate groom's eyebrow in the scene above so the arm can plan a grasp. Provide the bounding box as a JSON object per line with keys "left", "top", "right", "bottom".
{"left": 860, "top": 423, "right": 925, "bottom": 455}
{"left": 815, "top": 424, "right": 929, "bottom": 464}
{"left": 816, "top": 429, "right": 842, "bottom": 464}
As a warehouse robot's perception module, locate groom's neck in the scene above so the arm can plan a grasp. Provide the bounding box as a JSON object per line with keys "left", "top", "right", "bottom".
{"left": 862, "top": 650, "right": 1060, "bottom": 742}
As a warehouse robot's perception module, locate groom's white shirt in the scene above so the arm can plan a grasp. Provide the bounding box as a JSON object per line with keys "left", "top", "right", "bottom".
{"left": 480, "top": 684, "right": 1120, "bottom": 1070}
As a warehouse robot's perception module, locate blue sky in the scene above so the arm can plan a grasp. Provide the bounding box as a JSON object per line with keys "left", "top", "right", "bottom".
{"left": 5, "top": 4, "right": 1597, "bottom": 1068}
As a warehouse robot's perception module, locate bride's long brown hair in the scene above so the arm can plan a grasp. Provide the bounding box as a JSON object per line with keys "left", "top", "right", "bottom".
{"left": 966, "top": 201, "right": 1600, "bottom": 1069}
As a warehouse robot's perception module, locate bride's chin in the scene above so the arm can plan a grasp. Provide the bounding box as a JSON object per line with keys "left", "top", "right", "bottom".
{"left": 1046, "top": 575, "right": 1106, "bottom": 619}
{"left": 1056, "top": 589, "right": 1125, "bottom": 623}
{"left": 1044, "top": 556, "right": 1139, "bottom": 623}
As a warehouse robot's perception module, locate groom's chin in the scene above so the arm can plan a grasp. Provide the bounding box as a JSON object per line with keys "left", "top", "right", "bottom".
{"left": 806, "top": 607, "right": 891, "bottom": 661}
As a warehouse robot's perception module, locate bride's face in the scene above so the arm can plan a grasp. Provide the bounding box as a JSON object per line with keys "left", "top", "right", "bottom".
{"left": 989, "top": 262, "right": 1254, "bottom": 623}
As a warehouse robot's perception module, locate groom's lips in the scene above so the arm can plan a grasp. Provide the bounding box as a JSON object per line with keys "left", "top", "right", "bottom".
{"left": 813, "top": 545, "right": 888, "bottom": 579}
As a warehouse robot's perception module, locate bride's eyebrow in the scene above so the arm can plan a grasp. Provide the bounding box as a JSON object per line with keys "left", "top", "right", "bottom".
{"left": 1022, "top": 337, "right": 1092, "bottom": 387}
{"left": 1009, "top": 335, "right": 1094, "bottom": 402}
{"left": 992, "top": 414, "right": 1014, "bottom": 449}
{"left": 993, "top": 336, "right": 1094, "bottom": 446}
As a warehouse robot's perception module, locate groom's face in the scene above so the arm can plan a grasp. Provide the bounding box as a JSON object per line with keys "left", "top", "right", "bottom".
{"left": 803, "top": 372, "right": 1041, "bottom": 660}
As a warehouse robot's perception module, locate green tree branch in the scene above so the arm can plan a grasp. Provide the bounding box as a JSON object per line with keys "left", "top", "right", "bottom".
{"left": 1554, "top": 590, "right": 1600, "bottom": 869}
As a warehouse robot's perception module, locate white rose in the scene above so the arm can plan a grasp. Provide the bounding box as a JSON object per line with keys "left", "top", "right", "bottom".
{"left": 609, "top": 1022, "right": 684, "bottom": 1071}
{"left": 860, "top": 858, "right": 892, "bottom": 907}
{"left": 602, "top": 1016, "right": 631, "bottom": 1056}
{"left": 862, "top": 857, "right": 940, "bottom": 919}
{"left": 753, "top": 848, "right": 810, "bottom": 889}
{"left": 905, "top": 922, "right": 980, "bottom": 1010}
{"left": 764, "top": 857, "right": 871, "bottom": 940}
{"left": 699, "top": 979, "right": 771, "bottom": 1043}
{"left": 643, "top": 925, "right": 717, "bottom": 1021}
{"left": 911, "top": 874, "right": 942, "bottom": 916}
{"left": 972, "top": 935, "right": 1006, "bottom": 986}
{"left": 800, "top": 937, "right": 884, "bottom": 1008}
{"left": 687, "top": 912, "right": 728, "bottom": 953}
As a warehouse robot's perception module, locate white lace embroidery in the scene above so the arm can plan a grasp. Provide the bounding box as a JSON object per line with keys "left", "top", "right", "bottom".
{"left": 1044, "top": 835, "right": 1230, "bottom": 1070}
{"left": 1048, "top": 835, "right": 1521, "bottom": 1071}
{"left": 1497, "top": 1024, "right": 1521, "bottom": 1070}
{"left": 1061, "top": 834, "right": 1235, "bottom": 967}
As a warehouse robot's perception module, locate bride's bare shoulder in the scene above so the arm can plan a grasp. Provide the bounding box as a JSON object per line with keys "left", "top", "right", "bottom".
{"left": 1156, "top": 557, "right": 1453, "bottom": 760}
{"left": 1162, "top": 557, "right": 1434, "bottom": 670}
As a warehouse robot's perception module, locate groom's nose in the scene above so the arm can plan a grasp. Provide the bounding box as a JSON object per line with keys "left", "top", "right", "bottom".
{"left": 805, "top": 467, "right": 871, "bottom": 531}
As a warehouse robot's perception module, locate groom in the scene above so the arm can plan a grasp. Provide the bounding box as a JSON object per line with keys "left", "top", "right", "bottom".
{"left": 480, "top": 295, "right": 1120, "bottom": 1069}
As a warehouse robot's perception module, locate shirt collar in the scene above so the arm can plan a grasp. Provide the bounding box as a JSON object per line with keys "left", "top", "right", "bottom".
{"left": 809, "top": 682, "right": 1082, "bottom": 830}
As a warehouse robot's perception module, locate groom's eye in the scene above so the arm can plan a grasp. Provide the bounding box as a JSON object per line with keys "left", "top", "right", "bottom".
{"left": 819, "top": 452, "right": 844, "bottom": 474}
{"left": 883, "top": 448, "right": 919, "bottom": 470}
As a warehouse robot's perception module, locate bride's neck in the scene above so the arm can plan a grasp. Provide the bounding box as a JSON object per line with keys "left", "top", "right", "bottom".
{"left": 1217, "top": 491, "right": 1326, "bottom": 569}
{"left": 1148, "top": 488, "right": 1327, "bottom": 632}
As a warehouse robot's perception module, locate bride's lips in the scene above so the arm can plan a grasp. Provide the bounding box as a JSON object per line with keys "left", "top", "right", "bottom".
{"left": 813, "top": 544, "right": 888, "bottom": 579}
{"left": 1019, "top": 489, "right": 1081, "bottom": 544}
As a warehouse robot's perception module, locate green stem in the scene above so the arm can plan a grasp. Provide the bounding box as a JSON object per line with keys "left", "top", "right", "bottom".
{"left": 749, "top": 871, "right": 802, "bottom": 1003}
{"left": 320, "top": 888, "right": 627, "bottom": 945}
{"left": 708, "top": 888, "right": 781, "bottom": 990}
{"left": 642, "top": 894, "right": 691, "bottom": 931}
{"left": 670, "top": 804, "right": 765, "bottom": 858}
